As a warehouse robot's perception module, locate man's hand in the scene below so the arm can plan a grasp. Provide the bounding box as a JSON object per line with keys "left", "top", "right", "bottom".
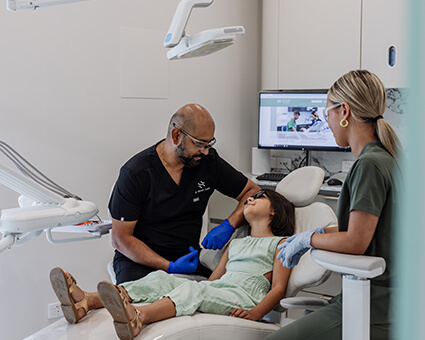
{"left": 167, "top": 247, "right": 199, "bottom": 274}
{"left": 202, "top": 219, "right": 235, "bottom": 250}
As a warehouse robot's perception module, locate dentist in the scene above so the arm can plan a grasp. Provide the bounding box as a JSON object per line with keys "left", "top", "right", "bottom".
{"left": 109, "top": 103, "right": 260, "bottom": 284}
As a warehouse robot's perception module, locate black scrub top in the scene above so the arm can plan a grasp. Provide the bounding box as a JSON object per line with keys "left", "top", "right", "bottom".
{"left": 109, "top": 140, "right": 248, "bottom": 262}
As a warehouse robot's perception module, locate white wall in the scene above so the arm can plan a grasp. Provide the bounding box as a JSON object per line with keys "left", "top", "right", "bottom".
{"left": 0, "top": 1, "right": 261, "bottom": 338}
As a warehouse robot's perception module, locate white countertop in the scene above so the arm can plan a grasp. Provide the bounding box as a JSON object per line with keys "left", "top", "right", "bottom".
{"left": 246, "top": 173, "right": 342, "bottom": 197}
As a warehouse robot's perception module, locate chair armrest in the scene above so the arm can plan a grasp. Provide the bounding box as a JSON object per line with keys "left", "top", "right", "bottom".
{"left": 311, "top": 249, "right": 386, "bottom": 279}
{"left": 280, "top": 297, "right": 329, "bottom": 311}
{"left": 199, "top": 248, "right": 222, "bottom": 271}
{"left": 199, "top": 225, "right": 250, "bottom": 271}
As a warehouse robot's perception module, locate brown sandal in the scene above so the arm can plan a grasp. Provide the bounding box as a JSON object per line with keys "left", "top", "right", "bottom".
{"left": 49, "top": 267, "right": 88, "bottom": 324}
{"left": 97, "top": 281, "right": 142, "bottom": 340}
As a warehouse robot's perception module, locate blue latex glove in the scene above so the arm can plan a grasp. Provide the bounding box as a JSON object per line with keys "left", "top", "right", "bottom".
{"left": 167, "top": 247, "right": 199, "bottom": 274}
{"left": 202, "top": 219, "right": 235, "bottom": 250}
{"left": 277, "top": 227, "right": 325, "bottom": 268}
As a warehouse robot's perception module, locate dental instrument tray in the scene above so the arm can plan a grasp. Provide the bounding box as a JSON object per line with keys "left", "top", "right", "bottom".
{"left": 50, "top": 220, "right": 112, "bottom": 233}
{"left": 75, "top": 220, "right": 113, "bottom": 232}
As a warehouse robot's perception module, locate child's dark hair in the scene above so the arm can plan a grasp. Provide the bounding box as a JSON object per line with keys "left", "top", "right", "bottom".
{"left": 264, "top": 189, "right": 295, "bottom": 236}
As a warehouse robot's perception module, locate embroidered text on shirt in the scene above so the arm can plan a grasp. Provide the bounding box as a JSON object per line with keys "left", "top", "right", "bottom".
{"left": 195, "top": 181, "right": 211, "bottom": 195}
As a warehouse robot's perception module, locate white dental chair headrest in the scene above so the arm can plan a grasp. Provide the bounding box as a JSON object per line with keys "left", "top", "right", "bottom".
{"left": 276, "top": 166, "right": 325, "bottom": 207}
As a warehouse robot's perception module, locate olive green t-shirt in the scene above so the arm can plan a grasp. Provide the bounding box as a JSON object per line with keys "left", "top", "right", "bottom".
{"left": 337, "top": 141, "right": 400, "bottom": 327}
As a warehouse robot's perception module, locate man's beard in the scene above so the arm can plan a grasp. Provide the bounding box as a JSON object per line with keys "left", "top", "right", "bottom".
{"left": 175, "top": 141, "right": 205, "bottom": 167}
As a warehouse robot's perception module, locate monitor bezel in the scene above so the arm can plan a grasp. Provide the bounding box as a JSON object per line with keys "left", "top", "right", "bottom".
{"left": 257, "top": 89, "right": 350, "bottom": 152}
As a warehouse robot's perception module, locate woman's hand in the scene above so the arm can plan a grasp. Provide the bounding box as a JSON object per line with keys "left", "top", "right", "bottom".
{"left": 230, "top": 308, "right": 257, "bottom": 320}
{"left": 277, "top": 226, "right": 325, "bottom": 268}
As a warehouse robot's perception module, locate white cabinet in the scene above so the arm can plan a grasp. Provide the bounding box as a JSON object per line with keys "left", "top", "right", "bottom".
{"left": 261, "top": 0, "right": 280, "bottom": 90}
{"left": 262, "top": 0, "right": 408, "bottom": 90}
{"left": 362, "top": 0, "right": 408, "bottom": 88}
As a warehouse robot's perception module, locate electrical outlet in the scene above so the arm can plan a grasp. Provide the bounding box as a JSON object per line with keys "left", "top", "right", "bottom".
{"left": 342, "top": 160, "right": 354, "bottom": 172}
{"left": 48, "top": 302, "right": 63, "bottom": 319}
{"left": 277, "top": 157, "right": 291, "bottom": 171}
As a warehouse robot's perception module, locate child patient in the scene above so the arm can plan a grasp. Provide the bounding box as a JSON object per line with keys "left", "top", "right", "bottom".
{"left": 50, "top": 189, "right": 295, "bottom": 340}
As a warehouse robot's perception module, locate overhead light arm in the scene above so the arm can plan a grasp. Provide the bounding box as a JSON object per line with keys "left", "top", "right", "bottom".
{"left": 164, "top": 0, "right": 213, "bottom": 48}
{"left": 164, "top": 0, "right": 245, "bottom": 60}
{"left": 7, "top": 0, "right": 244, "bottom": 60}
{"left": 7, "top": 0, "right": 87, "bottom": 11}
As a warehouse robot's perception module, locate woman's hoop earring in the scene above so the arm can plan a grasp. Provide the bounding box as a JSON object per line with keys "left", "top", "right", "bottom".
{"left": 340, "top": 119, "right": 349, "bottom": 128}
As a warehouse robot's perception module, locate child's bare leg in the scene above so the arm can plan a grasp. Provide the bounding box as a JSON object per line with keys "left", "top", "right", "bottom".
{"left": 136, "top": 297, "right": 176, "bottom": 325}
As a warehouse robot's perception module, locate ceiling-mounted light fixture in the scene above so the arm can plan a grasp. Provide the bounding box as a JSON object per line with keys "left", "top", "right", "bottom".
{"left": 164, "top": 0, "right": 245, "bottom": 60}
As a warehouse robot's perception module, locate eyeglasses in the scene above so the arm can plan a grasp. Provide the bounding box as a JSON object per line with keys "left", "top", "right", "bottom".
{"left": 173, "top": 123, "right": 216, "bottom": 151}
{"left": 244, "top": 190, "right": 267, "bottom": 205}
{"left": 323, "top": 103, "right": 342, "bottom": 122}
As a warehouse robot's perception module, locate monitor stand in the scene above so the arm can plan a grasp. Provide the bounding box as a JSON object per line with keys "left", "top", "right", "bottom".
{"left": 305, "top": 150, "right": 312, "bottom": 166}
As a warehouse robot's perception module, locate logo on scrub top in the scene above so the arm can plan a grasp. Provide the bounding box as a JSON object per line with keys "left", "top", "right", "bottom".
{"left": 194, "top": 181, "right": 210, "bottom": 195}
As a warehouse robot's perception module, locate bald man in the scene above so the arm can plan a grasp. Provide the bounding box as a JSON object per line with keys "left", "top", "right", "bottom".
{"left": 109, "top": 104, "right": 260, "bottom": 284}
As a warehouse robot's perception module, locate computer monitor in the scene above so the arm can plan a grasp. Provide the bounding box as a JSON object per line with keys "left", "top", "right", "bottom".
{"left": 258, "top": 90, "right": 349, "bottom": 152}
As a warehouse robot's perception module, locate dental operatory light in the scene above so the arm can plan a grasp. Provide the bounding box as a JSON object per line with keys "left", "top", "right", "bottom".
{"left": 6, "top": 0, "right": 244, "bottom": 60}
{"left": 164, "top": 0, "right": 245, "bottom": 60}
{"left": 7, "top": 0, "right": 87, "bottom": 11}
{"left": 0, "top": 141, "right": 99, "bottom": 253}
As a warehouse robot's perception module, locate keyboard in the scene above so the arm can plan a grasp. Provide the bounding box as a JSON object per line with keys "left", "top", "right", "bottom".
{"left": 256, "top": 172, "right": 286, "bottom": 182}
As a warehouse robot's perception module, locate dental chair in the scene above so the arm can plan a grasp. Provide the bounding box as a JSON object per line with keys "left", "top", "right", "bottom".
{"left": 129, "top": 166, "right": 338, "bottom": 340}
{"left": 27, "top": 166, "right": 338, "bottom": 340}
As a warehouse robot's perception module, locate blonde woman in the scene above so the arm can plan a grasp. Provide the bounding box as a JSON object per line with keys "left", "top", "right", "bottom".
{"left": 268, "top": 70, "right": 401, "bottom": 340}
